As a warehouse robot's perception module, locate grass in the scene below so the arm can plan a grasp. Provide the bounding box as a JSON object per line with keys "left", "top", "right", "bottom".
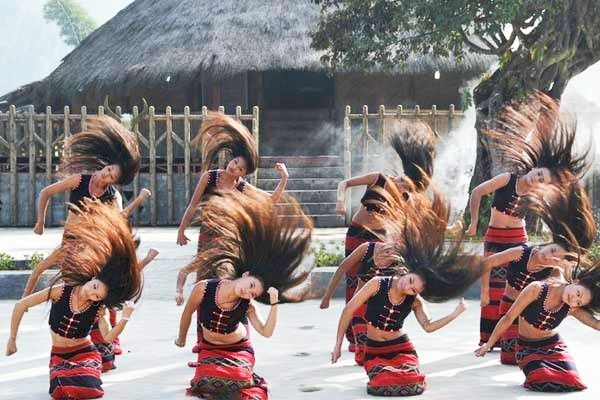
{"left": 310, "top": 240, "right": 345, "bottom": 267}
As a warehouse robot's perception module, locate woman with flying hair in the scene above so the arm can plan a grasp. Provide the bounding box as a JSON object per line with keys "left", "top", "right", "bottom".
{"left": 330, "top": 186, "right": 483, "bottom": 396}
{"left": 23, "top": 115, "right": 145, "bottom": 298}
{"left": 175, "top": 190, "right": 313, "bottom": 399}
{"left": 335, "top": 119, "right": 437, "bottom": 351}
{"left": 466, "top": 91, "right": 590, "bottom": 347}
{"left": 475, "top": 263, "right": 600, "bottom": 392}
{"left": 5, "top": 200, "right": 143, "bottom": 399}
{"left": 175, "top": 112, "right": 290, "bottom": 305}
{"left": 482, "top": 180, "right": 596, "bottom": 365}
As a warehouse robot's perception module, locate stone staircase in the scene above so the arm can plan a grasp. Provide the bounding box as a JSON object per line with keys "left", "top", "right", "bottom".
{"left": 257, "top": 156, "right": 345, "bottom": 227}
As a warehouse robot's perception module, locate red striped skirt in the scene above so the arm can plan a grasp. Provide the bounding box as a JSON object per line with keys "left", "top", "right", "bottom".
{"left": 480, "top": 226, "right": 527, "bottom": 346}
{"left": 517, "top": 334, "right": 586, "bottom": 392}
{"left": 187, "top": 331, "right": 268, "bottom": 399}
{"left": 351, "top": 304, "right": 368, "bottom": 365}
{"left": 499, "top": 295, "right": 518, "bottom": 365}
{"left": 90, "top": 325, "right": 115, "bottom": 372}
{"left": 49, "top": 341, "right": 103, "bottom": 400}
{"left": 364, "top": 334, "right": 426, "bottom": 396}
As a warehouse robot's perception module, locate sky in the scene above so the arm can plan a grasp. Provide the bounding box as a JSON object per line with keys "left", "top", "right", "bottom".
{"left": 0, "top": 1, "right": 599, "bottom": 107}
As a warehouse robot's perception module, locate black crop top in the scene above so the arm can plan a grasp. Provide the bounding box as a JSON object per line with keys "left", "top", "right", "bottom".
{"left": 202, "top": 169, "right": 246, "bottom": 201}
{"left": 198, "top": 279, "right": 250, "bottom": 334}
{"left": 357, "top": 243, "right": 399, "bottom": 283}
{"left": 49, "top": 285, "right": 102, "bottom": 339}
{"left": 522, "top": 283, "right": 570, "bottom": 330}
{"left": 365, "top": 276, "right": 415, "bottom": 332}
{"left": 507, "top": 245, "right": 552, "bottom": 291}
{"left": 491, "top": 173, "right": 520, "bottom": 216}
{"left": 360, "top": 174, "right": 388, "bottom": 212}
{"left": 69, "top": 174, "right": 117, "bottom": 206}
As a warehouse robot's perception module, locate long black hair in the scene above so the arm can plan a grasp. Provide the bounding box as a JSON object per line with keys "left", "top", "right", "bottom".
{"left": 189, "top": 190, "right": 313, "bottom": 304}
{"left": 192, "top": 112, "right": 258, "bottom": 174}
{"left": 569, "top": 264, "right": 600, "bottom": 317}
{"left": 61, "top": 116, "right": 141, "bottom": 185}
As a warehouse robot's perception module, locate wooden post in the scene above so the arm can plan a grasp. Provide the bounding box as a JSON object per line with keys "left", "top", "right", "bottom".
{"left": 184, "top": 106, "right": 191, "bottom": 204}
{"left": 63, "top": 106, "right": 71, "bottom": 220}
{"left": 448, "top": 104, "right": 455, "bottom": 133}
{"left": 252, "top": 106, "right": 259, "bottom": 186}
{"left": 131, "top": 105, "right": 140, "bottom": 224}
{"left": 98, "top": 106, "right": 104, "bottom": 117}
{"left": 27, "top": 105, "right": 36, "bottom": 225}
{"left": 362, "top": 105, "right": 369, "bottom": 174}
{"left": 45, "top": 106, "right": 53, "bottom": 225}
{"left": 8, "top": 105, "right": 17, "bottom": 225}
{"left": 396, "top": 105, "right": 403, "bottom": 119}
{"left": 166, "top": 106, "right": 174, "bottom": 224}
{"left": 217, "top": 106, "right": 225, "bottom": 167}
{"left": 431, "top": 105, "right": 438, "bottom": 136}
{"left": 148, "top": 106, "right": 157, "bottom": 226}
{"left": 80, "top": 106, "right": 87, "bottom": 131}
{"left": 235, "top": 106, "right": 242, "bottom": 121}
{"left": 343, "top": 108, "right": 352, "bottom": 225}
{"left": 378, "top": 105, "right": 385, "bottom": 144}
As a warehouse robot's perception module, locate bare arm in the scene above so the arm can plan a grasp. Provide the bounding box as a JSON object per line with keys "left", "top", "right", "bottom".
{"left": 475, "top": 282, "right": 541, "bottom": 356}
{"left": 570, "top": 308, "right": 600, "bottom": 330}
{"left": 466, "top": 173, "right": 511, "bottom": 236}
{"left": 331, "top": 278, "right": 379, "bottom": 363}
{"left": 138, "top": 248, "right": 159, "bottom": 271}
{"left": 22, "top": 248, "right": 61, "bottom": 298}
{"left": 413, "top": 297, "right": 467, "bottom": 333}
{"left": 34, "top": 175, "right": 81, "bottom": 234}
{"left": 269, "top": 163, "right": 289, "bottom": 203}
{"left": 176, "top": 281, "right": 206, "bottom": 347}
{"left": 177, "top": 172, "right": 210, "bottom": 245}
{"left": 336, "top": 173, "right": 381, "bottom": 215}
{"left": 6, "top": 285, "right": 62, "bottom": 355}
{"left": 320, "top": 243, "right": 368, "bottom": 309}
{"left": 175, "top": 261, "right": 197, "bottom": 306}
{"left": 98, "top": 301, "right": 135, "bottom": 343}
{"left": 247, "top": 288, "right": 279, "bottom": 338}
{"left": 122, "top": 188, "right": 151, "bottom": 219}
{"left": 480, "top": 246, "right": 524, "bottom": 306}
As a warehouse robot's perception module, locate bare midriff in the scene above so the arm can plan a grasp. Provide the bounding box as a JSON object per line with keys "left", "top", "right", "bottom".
{"left": 366, "top": 324, "right": 405, "bottom": 342}
{"left": 201, "top": 324, "right": 247, "bottom": 345}
{"left": 517, "top": 318, "right": 558, "bottom": 341}
{"left": 489, "top": 208, "right": 525, "bottom": 229}
{"left": 50, "top": 331, "right": 92, "bottom": 347}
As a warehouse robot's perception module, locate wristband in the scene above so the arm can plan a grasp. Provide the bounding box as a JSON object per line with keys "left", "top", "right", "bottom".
{"left": 270, "top": 301, "right": 279, "bottom": 306}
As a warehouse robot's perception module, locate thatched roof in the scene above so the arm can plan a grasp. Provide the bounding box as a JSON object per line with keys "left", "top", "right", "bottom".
{"left": 1, "top": 0, "right": 493, "bottom": 107}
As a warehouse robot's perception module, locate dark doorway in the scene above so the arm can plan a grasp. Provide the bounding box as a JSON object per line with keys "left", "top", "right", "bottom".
{"left": 262, "top": 71, "right": 333, "bottom": 109}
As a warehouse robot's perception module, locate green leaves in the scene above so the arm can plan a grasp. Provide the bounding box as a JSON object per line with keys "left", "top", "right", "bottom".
{"left": 43, "top": 0, "right": 97, "bottom": 47}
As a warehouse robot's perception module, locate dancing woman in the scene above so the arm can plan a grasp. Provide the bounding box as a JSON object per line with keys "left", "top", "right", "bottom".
{"left": 466, "top": 92, "right": 589, "bottom": 346}
{"left": 335, "top": 120, "right": 436, "bottom": 350}
{"left": 175, "top": 112, "right": 289, "bottom": 304}
{"left": 5, "top": 200, "right": 143, "bottom": 399}
{"left": 23, "top": 116, "right": 142, "bottom": 298}
{"left": 175, "top": 190, "right": 313, "bottom": 399}
{"left": 475, "top": 266, "right": 600, "bottom": 392}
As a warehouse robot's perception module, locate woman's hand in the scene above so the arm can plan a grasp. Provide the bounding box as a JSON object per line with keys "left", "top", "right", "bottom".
{"left": 453, "top": 298, "right": 468, "bottom": 316}
{"left": 319, "top": 297, "right": 330, "bottom": 309}
{"left": 146, "top": 247, "right": 160, "bottom": 260}
{"left": 140, "top": 188, "right": 151, "bottom": 199}
{"left": 5, "top": 338, "right": 17, "bottom": 356}
{"left": 474, "top": 342, "right": 490, "bottom": 357}
{"left": 122, "top": 301, "right": 135, "bottom": 319}
{"left": 331, "top": 343, "right": 342, "bottom": 364}
{"left": 336, "top": 199, "right": 346, "bottom": 216}
{"left": 174, "top": 338, "right": 185, "bottom": 347}
{"left": 275, "top": 163, "right": 289, "bottom": 179}
{"left": 480, "top": 292, "right": 490, "bottom": 307}
{"left": 268, "top": 287, "right": 279, "bottom": 305}
{"left": 33, "top": 222, "right": 44, "bottom": 235}
{"left": 177, "top": 229, "right": 189, "bottom": 246}
{"left": 175, "top": 291, "right": 185, "bottom": 306}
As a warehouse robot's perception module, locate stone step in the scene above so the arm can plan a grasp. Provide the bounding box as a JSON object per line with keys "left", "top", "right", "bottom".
{"left": 258, "top": 166, "right": 344, "bottom": 179}
{"left": 264, "top": 120, "right": 332, "bottom": 132}
{"left": 285, "top": 190, "right": 337, "bottom": 203}
{"left": 259, "top": 156, "right": 342, "bottom": 168}
{"left": 277, "top": 202, "right": 337, "bottom": 215}
{"left": 265, "top": 108, "right": 332, "bottom": 120}
{"left": 282, "top": 214, "right": 345, "bottom": 228}
{"left": 258, "top": 178, "right": 339, "bottom": 191}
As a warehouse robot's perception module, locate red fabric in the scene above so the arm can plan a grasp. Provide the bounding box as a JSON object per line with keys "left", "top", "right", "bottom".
{"left": 187, "top": 328, "right": 268, "bottom": 399}
{"left": 517, "top": 335, "right": 586, "bottom": 392}
{"left": 484, "top": 227, "right": 528, "bottom": 244}
{"left": 364, "top": 335, "right": 426, "bottom": 396}
{"left": 49, "top": 341, "right": 104, "bottom": 399}
{"left": 499, "top": 296, "right": 518, "bottom": 365}
{"left": 90, "top": 326, "right": 115, "bottom": 372}
{"left": 351, "top": 304, "right": 368, "bottom": 366}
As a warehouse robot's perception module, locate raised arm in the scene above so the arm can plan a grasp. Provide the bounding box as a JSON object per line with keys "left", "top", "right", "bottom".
{"left": 34, "top": 174, "right": 81, "bottom": 235}
{"left": 570, "top": 307, "right": 600, "bottom": 330}
{"left": 122, "top": 188, "right": 151, "bottom": 219}
{"left": 269, "top": 163, "right": 289, "bottom": 203}
{"left": 336, "top": 173, "right": 382, "bottom": 215}
{"left": 138, "top": 247, "right": 159, "bottom": 271}
{"left": 480, "top": 246, "right": 524, "bottom": 306}
{"left": 98, "top": 301, "right": 135, "bottom": 343}
{"left": 413, "top": 297, "right": 467, "bottom": 333}
{"left": 177, "top": 172, "right": 210, "bottom": 246}
{"left": 6, "top": 285, "right": 62, "bottom": 355}
{"left": 331, "top": 277, "right": 379, "bottom": 363}
{"left": 247, "top": 288, "right": 279, "bottom": 338}
{"left": 466, "top": 172, "right": 511, "bottom": 236}
{"left": 475, "top": 282, "right": 541, "bottom": 356}
{"left": 320, "top": 243, "right": 369, "bottom": 309}
{"left": 175, "top": 260, "right": 198, "bottom": 306}
{"left": 175, "top": 281, "right": 206, "bottom": 347}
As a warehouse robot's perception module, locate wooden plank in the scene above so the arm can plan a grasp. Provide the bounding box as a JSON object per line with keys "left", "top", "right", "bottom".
{"left": 27, "top": 105, "right": 36, "bottom": 225}
{"left": 8, "top": 105, "right": 17, "bottom": 225}
{"left": 343, "top": 109, "right": 352, "bottom": 225}
{"left": 432, "top": 104, "right": 438, "bottom": 135}
{"left": 81, "top": 106, "right": 87, "bottom": 131}
{"left": 217, "top": 106, "right": 225, "bottom": 167}
{"left": 362, "top": 105, "right": 369, "bottom": 174}
{"left": 148, "top": 106, "right": 157, "bottom": 226}
{"left": 184, "top": 106, "right": 191, "bottom": 205}
{"left": 132, "top": 105, "right": 140, "bottom": 225}
{"left": 166, "top": 106, "right": 174, "bottom": 224}
{"left": 448, "top": 104, "right": 455, "bottom": 132}
{"left": 63, "top": 106, "right": 71, "bottom": 217}
{"left": 45, "top": 106, "right": 53, "bottom": 225}
{"left": 252, "top": 106, "right": 259, "bottom": 186}
{"left": 378, "top": 105, "right": 385, "bottom": 143}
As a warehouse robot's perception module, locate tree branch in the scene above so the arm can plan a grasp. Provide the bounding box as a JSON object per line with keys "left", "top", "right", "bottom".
{"left": 459, "top": 29, "right": 501, "bottom": 55}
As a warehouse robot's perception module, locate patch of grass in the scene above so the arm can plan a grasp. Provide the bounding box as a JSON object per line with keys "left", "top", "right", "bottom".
{"left": 24, "top": 252, "right": 44, "bottom": 270}
{"left": 310, "top": 240, "right": 344, "bottom": 267}
{"left": 0, "top": 252, "right": 15, "bottom": 270}
{"left": 587, "top": 243, "right": 600, "bottom": 263}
